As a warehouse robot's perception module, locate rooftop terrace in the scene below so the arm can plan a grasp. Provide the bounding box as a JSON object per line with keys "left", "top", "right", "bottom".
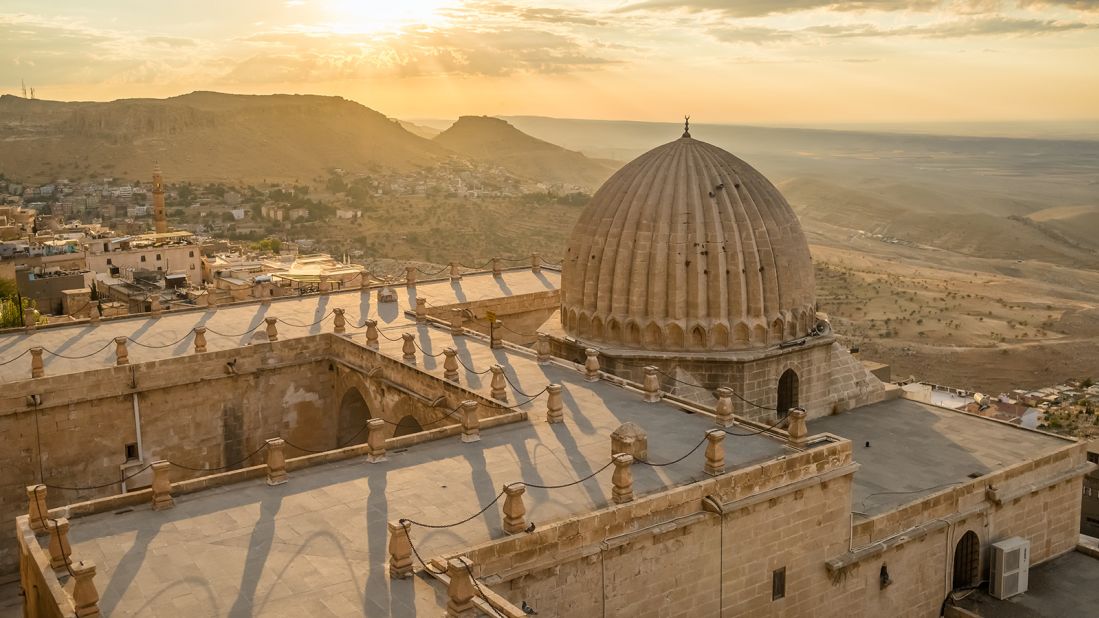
{"left": 48, "top": 307, "right": 795, "bottom": 616}
{"left": 0, "top": 268, "right": 559, "bottom": 383}
{"left": 810, "top": 397, "right": 1075, "bottom": 516}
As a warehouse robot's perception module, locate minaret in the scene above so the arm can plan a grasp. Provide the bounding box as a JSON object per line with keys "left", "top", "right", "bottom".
{"left": 152, "top": 162, "right": 168, "bottom": 234}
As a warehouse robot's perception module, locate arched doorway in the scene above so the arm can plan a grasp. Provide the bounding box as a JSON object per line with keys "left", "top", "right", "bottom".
{"left": 338, "top": 387, "right": 371, "bottom": 446}
{"left": 953, "top": 531, "right": 981, "bottom": 590}
{"left": 777, "top": 369, "right": 799, "bottom": 418}
{"left": 393, "top": 415, "right": 423, "bottom": 438}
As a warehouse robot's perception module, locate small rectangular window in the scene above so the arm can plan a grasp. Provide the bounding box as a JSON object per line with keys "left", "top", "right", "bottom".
{"left": 106, "top": 258, "right": 112, "bottom": 265}
{"left": 156, "top": 253, "right": 161, "bottom": 261}
{"left": 140, "top": 255, "right": 146, "bottom": 262}
{"left": 189, "top": 250, "right": 194, "bottom": 258}
{"left": 772, "top": 567, "right": 786, "bottom": 601}
{"left": 124, "top": 443, "right": 138, "bottom": 461}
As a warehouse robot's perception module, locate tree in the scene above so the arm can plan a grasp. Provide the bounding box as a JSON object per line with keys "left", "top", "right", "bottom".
{"left": 0, "top": 278, "right": 16, "bottom": 300}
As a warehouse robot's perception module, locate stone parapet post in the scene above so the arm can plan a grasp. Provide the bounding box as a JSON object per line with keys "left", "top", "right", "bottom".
{"left": 401, "top": 333, "right": 416, "bottom": 363}
{"left": 492, "top": 257, "right": 502, "bottom": 277}
{"left": 502, "top": 484, "right": 527, "bottom": 535}
{"left": 583, "top": 348, "right": 600, "bottom": 382}
{"left": 460, "top": 401, "right": 480, "bottom": 443}
{"left": 642, "top": 366, "right": 660, "bottom": 403}
{"left": 151, "top": 460, "right": 174, "bottom": 511}
{"left": 360, "top": 270, "right": 371, "bottom": 291}
{"left": 546, "top": 384, "right": 564, "bottom": 424}
{"left": 704, "top": 430, "right": 726, "bottom": 476}
{"left": 450, "top": 309, "right": 464, "bottom": 336}
{"left": 714, "top": 388, "right": 734, "bottom": 427}
{"left": 446, "top": 557, "right": 476, "bottom": 617}
{"left": 415, "top": 297, "right": 427, "bottom": 324}
{"left": 265, "top": 438, "right": 287, "bottom": 485}
{"left": 531, "top": 253, "right": 541, "bottom": 274}
{"left": 449, "top": 262, "right": 461, "bottom": 281}
{"left": 89, "top": 305, "right": 101, "bottom": 323}
{"left": 319, "top": 274, "right": 330, "bottom": 295}
{"left": 72, "top": 560, "right": 100, "bottom": 618}
{"left": 612, "top": 454, "right": 634, "bottom": 504}
{"left": 264, "top": 317, "right": 278, "bottom": 342}
{"left": 193, "top": 327, "right": 207, "bottom": 353}
{"left": 30, "top": 347, "right": 44, "bottom": 378}
{"left": 405, "top": 266, "right": 416, "bottom": 288}
{"left": 149, "top": 296, "right": 162, "bottom": 316}
{"left": 787, "top": 408, "right": 809, "bottom": 446}
{"left": 367, "top": 418, "right": 387, "bottom": 463}
{"left": 443, "top": 347, "right": 460, "bottom": 382}
{"left": 387, "top": 520, "right": 413, "bottom": 579}
{"left": 27, "top": 485, "right": 48, "bottom": 534}
{"left": 47, "top": 517, "right": 72, "bottom": 572}
{"left": 535, "top": 333, "right": 550, "bottom": 364}
{"left": 490, "top": 320, "right": 503, "bottom": 349}
{"left": 114, "top": 337, "right": 129, "bottom": 366}
{"left": 365, "top": 319, "right": 379, "bottom": 349}
{"left": 489, "top": 364, "right": 507, "bottom": 401}
{"left": 333, "top": 308, "right": 346, "bottom": 333}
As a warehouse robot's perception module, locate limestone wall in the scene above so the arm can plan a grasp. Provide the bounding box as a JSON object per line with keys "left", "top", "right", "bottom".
{"left": 450, "top": 434, "right": 1087, "bottom": 617}
{"left": 457, "top": 439, "right": 858, "bottom": 617}
{"left": 560, "top": 336, "right": 886, "bottom": 423}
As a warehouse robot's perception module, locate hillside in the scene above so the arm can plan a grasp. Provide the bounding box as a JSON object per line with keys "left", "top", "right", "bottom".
{"left": 0, "top": 92, "right": 447, "bottom": 183}
{"left": 433, "top": 116, "right": 619, "bottom": 188}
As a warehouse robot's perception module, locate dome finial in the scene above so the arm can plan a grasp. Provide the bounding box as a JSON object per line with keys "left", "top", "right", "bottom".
{"left": 682, "top": 115, "right": 691, "bottom": 138}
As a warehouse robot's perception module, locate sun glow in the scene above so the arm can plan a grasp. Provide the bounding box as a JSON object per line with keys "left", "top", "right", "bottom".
{"left": 315, "top": 0, "right": 459, "bottom": 35}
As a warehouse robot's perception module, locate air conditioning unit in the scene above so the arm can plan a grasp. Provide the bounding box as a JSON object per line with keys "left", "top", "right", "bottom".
{"left": 990, "top": 536, "right": 1030, "bottom": 599}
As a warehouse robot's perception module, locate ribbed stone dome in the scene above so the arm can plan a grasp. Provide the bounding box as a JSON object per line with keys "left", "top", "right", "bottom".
{"left": 560, "top": 134, "right": 816, "bottom": 352}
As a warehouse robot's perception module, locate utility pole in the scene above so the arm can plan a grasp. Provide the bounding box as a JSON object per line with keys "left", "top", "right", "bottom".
{"left": 21, "top": 79, "right": 26, "bottom": 98}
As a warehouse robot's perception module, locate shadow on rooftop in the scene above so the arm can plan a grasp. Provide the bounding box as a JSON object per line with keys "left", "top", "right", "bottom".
{"left": 228, "top": 490, "right": 283, "bottom": 616}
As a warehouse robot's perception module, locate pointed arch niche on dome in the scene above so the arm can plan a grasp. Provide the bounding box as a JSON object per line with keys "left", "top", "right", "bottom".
{"left": 643, "top": 322, "right": 663, "bottom": 349}
{"left": 607, "top": 318, "right": 622, "bottom": 344}
{"left": 567, "top": 308, "right": 579, "bottom": 333}
{"left": 769, "top": 318, "right": 784, "bottom": 344}
{"left": 666, "top": 323, "right": 685, "bottom": 349}
{"left": 785, "top": 311, "right": 800, "bottom": 339}
{"left": 578, "top": 312, "right": 592, "bottom": 338}
{"left": 690, "top": 323, "right": 707, "bottom": 349}
{"left": 733, "top": 322, "right": 750, "bottom": 345}
{"left": 712, "top": 323, "right": 730, "bottom": 349}
{"left": 591, "top": 316, "right": 605, "bottom": 340}
{"left": 625, "top": 320, "right": 641, "bottom": 346}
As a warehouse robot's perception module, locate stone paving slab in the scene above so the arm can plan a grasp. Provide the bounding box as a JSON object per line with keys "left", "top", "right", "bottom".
{"left": 62, "top": 316, "right": 790, "bottom": 616}
{"left": 0, "top": 269, "right": 558, "bottom": 383}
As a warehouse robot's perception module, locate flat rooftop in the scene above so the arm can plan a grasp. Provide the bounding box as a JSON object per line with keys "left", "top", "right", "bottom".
{"left": 955, "top": 548, "right": 1099, "bottom": 617}
{"left": 54, "top": 291, "right": 793, "bottom": 616}
{"left": 810, "top": 397, "right": 1075, "bottom": 516}
{"left": 0, "top": 269, "right": 559, "bottom": 383}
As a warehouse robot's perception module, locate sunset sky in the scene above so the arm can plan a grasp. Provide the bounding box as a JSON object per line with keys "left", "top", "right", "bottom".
{"left": 2, "top": 1, "right": 1098, "bottom": 124}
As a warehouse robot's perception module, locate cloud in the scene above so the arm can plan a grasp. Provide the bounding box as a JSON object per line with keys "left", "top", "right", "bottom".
{"left": 708, "top": 25, "right": 796, "bottom": 44}
{"left": 220, "top": 24, "right": 618, "bottom": 84}
{"left": 620, "top": 0, "right": 939, "bottom": 18}
{"left": 802, "top": 16, "right": 1098, "bottom": 38}
{"left": 1018, "top": 0, "right": 1099, "bottom": 9}
{"left": 144, "top": 36, "right": 196, "bottom": 47}
{"left": 469, "top": 2, "right": 606, "bottom": 26}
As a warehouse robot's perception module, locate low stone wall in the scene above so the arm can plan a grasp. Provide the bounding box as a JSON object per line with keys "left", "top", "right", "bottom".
{"left": 16, "top": 515, "right": 71, "bottom": 618}
{"left": 447, "top": 437, "right": 856, "bottom": 617}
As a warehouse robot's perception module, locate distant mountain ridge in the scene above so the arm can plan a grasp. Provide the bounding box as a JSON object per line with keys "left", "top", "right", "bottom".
{"left": 0, "top": 92, "right": 448, "bottom": 183}
{"left": 433, "top": 115, "right": 619, "bottom": 188}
